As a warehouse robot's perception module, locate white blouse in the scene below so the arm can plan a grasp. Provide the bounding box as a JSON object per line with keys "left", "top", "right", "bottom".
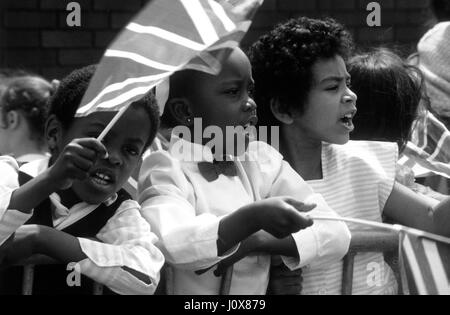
{"left": 302, "top": 141, "right": 399, "bottom": 295}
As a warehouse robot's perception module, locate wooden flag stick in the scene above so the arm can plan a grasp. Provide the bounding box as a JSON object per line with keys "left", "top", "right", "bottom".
{"left": 309, "top": 215, "right": 450, "bottom": 244}
{"left": 97, "top": 103, "right": 131, "bottom": 142}
{"left": 310, "top": 215, "right": 402, "bottom": 232}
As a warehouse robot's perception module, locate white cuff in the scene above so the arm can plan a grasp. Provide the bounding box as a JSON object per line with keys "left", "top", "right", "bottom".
{"left": 78, "top": 238, "right": 124, "bottom": 267}
{"left": 281, "top": 227, "right": 318, "bottom": 270}
{"left": 163, "top": 216, "right": 240, "bottom": 270}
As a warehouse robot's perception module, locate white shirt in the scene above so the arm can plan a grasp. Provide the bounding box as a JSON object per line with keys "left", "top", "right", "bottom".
{"left": 0, "top": 156, "right": 165, "bottom": 295}
{"left": 302, "top": 141, "right": 398, "bottom": 295}
{"left": 138, "top": 136, "right": 350, "bottom": 294}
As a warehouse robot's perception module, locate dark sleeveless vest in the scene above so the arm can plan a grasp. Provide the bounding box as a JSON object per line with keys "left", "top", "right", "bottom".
{"left": 0, "top": 170, "right": 131, "bottom": 295}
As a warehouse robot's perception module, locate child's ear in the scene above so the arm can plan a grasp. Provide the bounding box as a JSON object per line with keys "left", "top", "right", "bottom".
{"left": 166, "top": 98, "right": 194, "bottom": 126}
{"left": 45, "top": 114, "right": 63, "bottom": 155}
{"left": 270, "top": 98, "right": 294, "bottom": 125}
{"left": 5, "top": 111, "right": 20, "bottom": 130}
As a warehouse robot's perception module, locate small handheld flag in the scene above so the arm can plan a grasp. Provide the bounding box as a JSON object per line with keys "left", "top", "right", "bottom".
{"left": 74, "top": 0, "right": 263, "bottom": 140}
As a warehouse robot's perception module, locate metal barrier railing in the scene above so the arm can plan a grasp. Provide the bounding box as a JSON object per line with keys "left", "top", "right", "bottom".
{"left": 15, "top": 255, "right": 104, "bottom": 295}
{"left": 341, "top": 229, "right": 402, "bottom": 295}
{"left": 14, "top": 231, "right": 401, "bottom": 295}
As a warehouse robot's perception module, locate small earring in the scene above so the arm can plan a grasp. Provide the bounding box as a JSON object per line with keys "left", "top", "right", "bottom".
{"left": 187, "top": 118, "right": 192, "bottom": 124}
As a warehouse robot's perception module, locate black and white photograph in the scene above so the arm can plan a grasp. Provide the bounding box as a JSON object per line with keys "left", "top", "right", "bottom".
{"left": 0, "top": 0, "right": 449, "bottom": 300}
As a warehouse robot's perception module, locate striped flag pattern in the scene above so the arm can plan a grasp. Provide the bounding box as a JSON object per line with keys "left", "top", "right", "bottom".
{"left": 398, "top": 109, "right": 450, "bottom": 179}
{"left": 75, "top": 0, "right": 263, "bottom": 117}
{"left": 311, "top": 216, "right": 450, "bottom": 295}
{"left": 399, "top": 230, "right": 450, "bottom": 295}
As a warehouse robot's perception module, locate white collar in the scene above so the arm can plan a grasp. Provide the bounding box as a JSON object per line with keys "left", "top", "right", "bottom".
{"left": 168, "top": 133, "right": 239, "bottom": 162}
{"left": 50, "top": 192, "right": 118, "bottom": 230}
{"left": 169, "top": 134, "right": 215, "bottom": 162}
{"left": 16, "top": 153, "right": 50, "bottom": 164}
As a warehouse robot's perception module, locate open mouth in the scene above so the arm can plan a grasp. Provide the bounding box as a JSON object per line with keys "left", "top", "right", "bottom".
{"left": 243, "top": 114, "right": 258, "bottom": 129}
{"left": 89, "top": 169, "right": 115, "bottom": 187}
{"left": 340, "top": 112, "right": 355, "bottom": 130}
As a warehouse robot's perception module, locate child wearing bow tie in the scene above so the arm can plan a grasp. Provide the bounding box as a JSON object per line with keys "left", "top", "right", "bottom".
{"left": 138, "top": 47, "right": 351, "bottom": 295}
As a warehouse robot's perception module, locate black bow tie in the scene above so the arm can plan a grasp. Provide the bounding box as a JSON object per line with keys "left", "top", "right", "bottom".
{"left": 198, "top": 160, "right": 238, "bottom": 182}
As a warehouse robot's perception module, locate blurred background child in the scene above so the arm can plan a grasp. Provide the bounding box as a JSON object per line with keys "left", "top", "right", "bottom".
{"left": 0, "top": 75, "right": 53, "bottom": 162}
{"left": 348, "top": 48, "right": 446, "bottom": 201}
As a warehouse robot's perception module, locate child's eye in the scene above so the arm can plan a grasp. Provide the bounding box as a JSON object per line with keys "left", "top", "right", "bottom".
{"left": 224, "top": 88, "right": 240, "bottom": 96}
{"left": 326, "top": 86, "right": 339, "bottom": 91}
{"left": 124, "top": 145, "right": 139, "bottom": 156}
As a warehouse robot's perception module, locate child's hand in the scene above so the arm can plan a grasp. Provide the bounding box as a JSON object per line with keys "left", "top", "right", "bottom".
{"left": 47, "top": 138, "right": 108, "bottom": 190}
{"left": 214, "top": 230, "right": 272, "bottom": 276}
{"left": 254, "top": 197, "right": 315, "bottom": 238}
{"left": 216, "top": 197, "right": 315, "bottom": 258}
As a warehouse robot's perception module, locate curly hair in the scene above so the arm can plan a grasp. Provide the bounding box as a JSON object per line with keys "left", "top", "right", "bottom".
{"left": 348, "top": 48, "right": 424, "bottom": 152}
{"left": 248, "top": 17, "right": 354, "bottom": 127}
{"left": 1, "top": 75, "right": 53, "bottom": 145}
{"left": 48, "top": 65, "right": 160, "bottom": 149}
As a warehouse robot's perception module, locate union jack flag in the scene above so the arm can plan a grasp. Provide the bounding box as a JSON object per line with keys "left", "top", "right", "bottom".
{"left": 399, "top": 229, "right": 450, "bottom": 295}
{"left": 75, "top": 0, "right": 263, "bottom": 117}
{"left": 399, "top": 109, "right": 450, "bottom": 179}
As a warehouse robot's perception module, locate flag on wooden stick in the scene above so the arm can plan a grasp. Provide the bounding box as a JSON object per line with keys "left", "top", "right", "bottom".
{"left": 75, "top": 0, "right": 263, "bottom": 119}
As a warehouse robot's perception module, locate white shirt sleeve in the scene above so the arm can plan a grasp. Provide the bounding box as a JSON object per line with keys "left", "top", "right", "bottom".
{"left": 138, "top": 151, "right": 239, "bottom": 271}
{"left": 249, "top": 142, "right": 351, "bottom": 270}
{"left": 76, "top": 199, "right": 165, "bottom": 295}
{"left": 281, "top": 193, "right": 351, "bottom": 269}
{"left": 0, "top": 156, "right": 33, "bottom": 246}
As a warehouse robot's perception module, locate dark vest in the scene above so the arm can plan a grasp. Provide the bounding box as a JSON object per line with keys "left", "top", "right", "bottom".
{"left": 0, "top": 170, "right": 131, "bottom": 295}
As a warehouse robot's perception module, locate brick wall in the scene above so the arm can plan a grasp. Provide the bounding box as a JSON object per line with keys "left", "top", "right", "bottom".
{"left": 0, "top": 0, "right": 435, "bottom": 80}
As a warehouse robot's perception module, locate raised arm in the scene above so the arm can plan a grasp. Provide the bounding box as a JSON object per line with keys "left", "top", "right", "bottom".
{"left": 7, "top": 138, "right": 107, "bottom": 214}
{"left": 384, "top": 181, "right": 450, "bottom": 236}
